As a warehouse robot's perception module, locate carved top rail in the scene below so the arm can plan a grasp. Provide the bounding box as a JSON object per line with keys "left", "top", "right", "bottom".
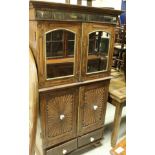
{"left": 29, "top": 1, "right": 122, "bottom": 24}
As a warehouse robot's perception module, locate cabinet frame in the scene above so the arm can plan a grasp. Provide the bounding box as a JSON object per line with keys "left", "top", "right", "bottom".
{"left": 29, "top": 1, "right": 122, "bottom": 154}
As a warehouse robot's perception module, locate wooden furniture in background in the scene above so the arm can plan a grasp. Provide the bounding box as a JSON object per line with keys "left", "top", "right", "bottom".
{"left": 29, "top": 1, "right": 122, "bottom": 154}
{"left": 65, "top": 0, "right": 92, "bottom": 6}
{"left": 113, "top": 43, "right": 126, "bottom": 73}
{"left": 113, "top": 17, "right": 126, "bottom": 75}
{"left": 29, "top": 48, "right": 38, "bottom": 155}
{"left": 110, "top": 137, "right": 126, "bottom": 155}
{"left": 65, "top": 0, "right": 70, "bottom": 4}
{"left": 109, "top": 69, "right": 126, "bottom": 147}
{"left": 77, "top": 0, "right": 82, "bottom": 5}
{"left": 115, "top": 25, "right": 126, "bottom": 46}
{"left": 87, "top": 0, "right": 92, "bottom": 7}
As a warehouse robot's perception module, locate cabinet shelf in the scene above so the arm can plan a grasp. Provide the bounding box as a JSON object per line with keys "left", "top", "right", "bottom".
{"left": 46, "top": 55, "right": 108, "bottom": 65}
{"left": 46, "top": 57, "right": 74, "bottom": 64}
{"left": 88, "top": 54, "right": 108, "bottom": 59}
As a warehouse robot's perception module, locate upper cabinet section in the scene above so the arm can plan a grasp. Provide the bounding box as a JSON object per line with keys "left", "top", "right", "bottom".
{"left": 29, "top": 1, "right": 122, "bottom": 89}
{"left": 46, "top": 29, "right": 75, "bottom": 79}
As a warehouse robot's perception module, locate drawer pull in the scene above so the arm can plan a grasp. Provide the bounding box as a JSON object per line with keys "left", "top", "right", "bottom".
{"left": 90, "top": 137, "right": 95, "bottom": 142}
{"left": 93, "top": 105, "right": 98, "bottom": 110}
{"left": 60, "top": 114, "right": 65, "bottom": 120}
{"left": 62, "top": 149, "right": 67, "bottom": 154}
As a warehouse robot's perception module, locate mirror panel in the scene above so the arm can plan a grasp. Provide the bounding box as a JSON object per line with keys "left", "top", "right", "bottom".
{"left": 87, "top": 31, "right": 110, "bottom": 73}
{"left": 46, "top": 29, "right": 75, "bottom": 79}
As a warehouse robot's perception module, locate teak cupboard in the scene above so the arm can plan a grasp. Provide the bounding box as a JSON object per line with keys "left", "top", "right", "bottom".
{"left": 29, "top": 1, "right": 122, "bottom": 155}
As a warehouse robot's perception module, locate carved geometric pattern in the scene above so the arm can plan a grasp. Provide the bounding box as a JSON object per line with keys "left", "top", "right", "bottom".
{"left": 36, "top": 10, "right": 117, "bottom": 24}
{"left": 46, "top": 94, "right": 73, "bottom": 138}
{"left": 82, "top": 87, "right": 105, "bottom": 127}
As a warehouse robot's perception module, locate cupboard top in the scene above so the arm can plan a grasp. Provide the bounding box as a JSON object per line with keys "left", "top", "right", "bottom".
{"left": 29, "top": 1, "right": 122, "bottom": 24}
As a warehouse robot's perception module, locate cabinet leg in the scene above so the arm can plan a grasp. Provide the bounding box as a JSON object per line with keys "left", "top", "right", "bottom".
{"left": 93, "top": 141, "right": 102, "bottom": 147}
{"left": 111, "top": 103, "right": 123, "bottom": 147}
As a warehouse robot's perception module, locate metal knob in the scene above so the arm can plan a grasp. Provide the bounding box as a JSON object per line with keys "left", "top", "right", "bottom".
{"left": 93, "top": 105, "right": 98, "bottom": 110}
{"left": 60, "top": 114, "right": 65, "bottom": 120}
{"left": 90, "top": 137, "right": 95, "bottom": 142}
{"left": 62, "top": 149, "right": 67, "bottom": 154}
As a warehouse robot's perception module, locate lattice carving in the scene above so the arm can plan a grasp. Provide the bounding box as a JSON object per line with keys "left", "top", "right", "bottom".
{"left": 82, "top": 87, "right": 105, "bottom": 127}
{"left": 46, "top": 94, "right": 73, "bottom": 138}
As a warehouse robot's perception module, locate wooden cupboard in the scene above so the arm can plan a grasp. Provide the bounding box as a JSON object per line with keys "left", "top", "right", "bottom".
{"left": 29, "top": 1, "right": 122, "bottom": 155}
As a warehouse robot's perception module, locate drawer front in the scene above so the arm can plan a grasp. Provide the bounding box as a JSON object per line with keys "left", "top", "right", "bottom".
{"left": 46, "top": 139, "right": 77, "bottom": 155}
{"left": 40, "top": 87, "right": 78, "bottom": 148}
{"left": 78, "top": 128, "right": 103, "bottom": 147}
{"left": 78, "top": 81, "right": 109, "bottom": 135}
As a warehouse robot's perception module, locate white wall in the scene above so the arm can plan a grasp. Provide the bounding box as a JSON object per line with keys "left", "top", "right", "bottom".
{"left": 92, "top": 0, "right": 122, "bottom": 10}
{"left": 32, "top": 0, "right": 122, "bottom": 10}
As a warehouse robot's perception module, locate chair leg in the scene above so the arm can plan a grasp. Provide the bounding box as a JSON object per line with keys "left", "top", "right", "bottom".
{"left": 111, "top": 103, "right": 124, "bottom": 147}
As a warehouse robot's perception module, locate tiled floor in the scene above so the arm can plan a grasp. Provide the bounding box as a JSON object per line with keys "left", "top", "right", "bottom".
{"left": 74, "top": 102, "right": 126, "bottom": 155}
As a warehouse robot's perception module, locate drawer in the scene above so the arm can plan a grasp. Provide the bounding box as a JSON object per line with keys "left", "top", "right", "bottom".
{"left": 46, "top": 139, "right": 77, "bottom": 155}
{"left": 78, "top": 128, "right": 103, "bottom": 147}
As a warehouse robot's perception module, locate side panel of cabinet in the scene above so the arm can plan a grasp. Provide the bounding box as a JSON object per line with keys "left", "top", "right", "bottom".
{"left": 40, "top": 87, "right": 78, "bottom": 148}
{"left": 78, "top": 80, "right": 109, "bottom": 135}
{"left": 81, "top": 22, "right": 115, "bottom": 81}
{"left": 37, "top": 21, "right": 82, "bottom": 88}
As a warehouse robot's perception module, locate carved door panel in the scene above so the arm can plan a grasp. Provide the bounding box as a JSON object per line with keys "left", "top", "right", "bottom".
{"left": 40, "top": 87, "right": 78, "bottom": 148}
{"left": 78, "top": 80, "right": 109, "bottom": 135}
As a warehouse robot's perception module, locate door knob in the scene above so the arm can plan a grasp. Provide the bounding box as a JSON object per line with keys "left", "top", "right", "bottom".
{"left": 62, "top": 149, "right": 67, "bottom": 154}
{"left": 93, "top": 105, "right": 98, "bottom": 110}
{"left": 90, "top": 137, "right": 95, "bottom": 142}
{"left": 60, "top": 114, "right": 65, "bottom": 120}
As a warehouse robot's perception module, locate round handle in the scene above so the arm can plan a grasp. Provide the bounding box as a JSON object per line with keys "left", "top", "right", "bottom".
{"left": 62, "top": 149, "right": 67, "bottom": 154}
{"left": 90, "top": 137, "right": 95, "bottom": 142}
{"left": 93, "top": 105, "right": 98, "bottom": 110}
{"left": 60, "top": 114, "right": 65, "bottom": 120}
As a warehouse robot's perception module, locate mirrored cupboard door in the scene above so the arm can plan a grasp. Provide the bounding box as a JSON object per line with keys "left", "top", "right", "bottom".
{"left": 38, "top": 22, "right": 82, "bottom": 88}
{"left": 81, "top": 23, "right": 115, "bottom": 81}
{"left": 46, "top": 29, "right": 75, "bottom": 79}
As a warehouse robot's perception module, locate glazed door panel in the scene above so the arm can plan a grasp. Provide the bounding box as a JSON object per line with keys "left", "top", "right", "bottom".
{"left": 81, "top": 23, "right": 115, "bottom": 81}
{"left": 78, "top": 80, "right": 109, "bottom": 135}
{"left": 40, "top": 87, "right": 78, "bottom": 148}
{"left": 37, "top": 21, "right": 82, "bottom": 88}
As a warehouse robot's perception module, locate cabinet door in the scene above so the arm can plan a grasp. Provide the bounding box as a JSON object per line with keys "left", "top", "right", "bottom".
{"left": 37, "top": 21, "right": 82, "bottom": 88}
{"left": 81, "top": 23, "right": 115, "bottom": 81}
{"left": 78, "top": 80, "right": 109, "bottom": 135}
{"left": 40, "top": 87, "right": 78, "bottom": 148}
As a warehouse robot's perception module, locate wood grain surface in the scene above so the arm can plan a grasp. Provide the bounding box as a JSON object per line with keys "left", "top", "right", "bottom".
{"left": 29, "top": 48, "right": 38, "bottom": 155}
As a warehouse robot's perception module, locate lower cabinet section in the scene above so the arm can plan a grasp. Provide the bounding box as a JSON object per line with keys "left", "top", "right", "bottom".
{"left": 39, "top": 80, "right": 110, "bottom": 154}
{"left": 46, "top": 139, "right": 77, "bottom": 155}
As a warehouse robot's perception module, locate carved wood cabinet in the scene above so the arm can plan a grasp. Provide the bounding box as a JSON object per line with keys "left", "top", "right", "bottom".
{"left": 29, "top": 1, "right": 121, "bottom": 155}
